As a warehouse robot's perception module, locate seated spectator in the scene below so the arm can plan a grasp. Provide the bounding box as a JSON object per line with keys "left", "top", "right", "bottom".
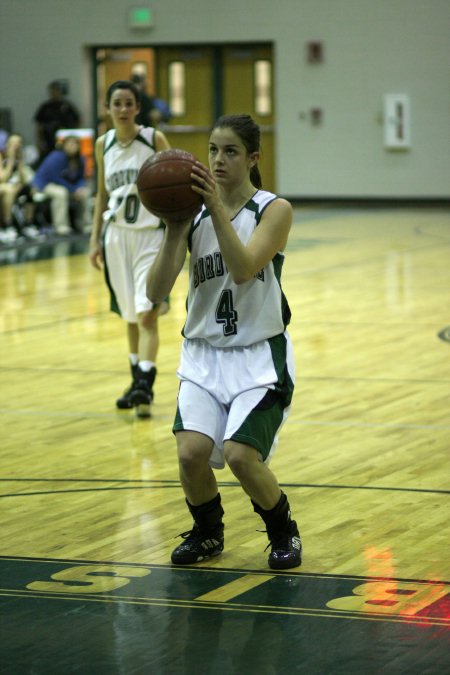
{"left": 34, "top": 81, "right": 80, "bottom": 163}
{"left": 0, "top": 129, "right": 9, "bottom": 155}
{"left": 10, "top": 185, "right": 52, "bottom": 239}
{"left": 0, "top": 134, "right": 37, "bottom": 243}
{"left": 31, "top": 135, "right": 89, "bottom": 234}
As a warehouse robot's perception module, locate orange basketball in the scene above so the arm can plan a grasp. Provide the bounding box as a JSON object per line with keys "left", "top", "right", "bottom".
{"left": 137, "top": 148, "right": 203, "bottom": 222}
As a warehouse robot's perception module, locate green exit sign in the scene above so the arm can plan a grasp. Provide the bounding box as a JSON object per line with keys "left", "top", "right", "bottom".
{"left": 128, "top": 7, "right": 154, "bottom": 29}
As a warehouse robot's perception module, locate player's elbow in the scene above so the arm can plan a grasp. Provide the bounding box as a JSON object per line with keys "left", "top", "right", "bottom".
{"left": 147, "top": 291, "right": 159, "bottom": 304}
{"left": 146, "top": 280, "right": 161, "bottom": 304}
{"left": 229, "top": 254, "right": 263, "bottom": 285}
{"left": 230, "top": 264, "right": 259, "bottom": 285}
{"left": 147, "top": 290, "right": 163, "bottom": 305}
{"left": 232, "top": 273, "right": 252, "bottom": 285}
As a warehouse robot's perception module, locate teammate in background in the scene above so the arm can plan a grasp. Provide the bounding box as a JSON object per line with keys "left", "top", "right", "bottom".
{"left": 146, "top": 114, "right": 302, "bottom": 569}
{"left": 89, "top": 80, "right": 170, "bottom": 418}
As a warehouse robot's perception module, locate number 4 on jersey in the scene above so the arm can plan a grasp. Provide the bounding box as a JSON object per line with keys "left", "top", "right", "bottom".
{"left": 215, "top": 289, "right": 238, "bottom": 336}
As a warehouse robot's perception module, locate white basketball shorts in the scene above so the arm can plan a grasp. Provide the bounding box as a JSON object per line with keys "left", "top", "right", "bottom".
{"left": 104, "top": 224, "right": 164, "bottom": 322}
{"left": 173, "top": 333, "right": 295, "bottom": 469}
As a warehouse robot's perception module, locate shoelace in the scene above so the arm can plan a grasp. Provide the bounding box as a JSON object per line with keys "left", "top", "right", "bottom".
{"left": 264, "top": 537, "right": 292, "bottom": 552}
{"left": 259, "top": 529, "right": 294, "bottom": 552}
{"left": 176, "top": 528, "right": 201, "bottom": 541}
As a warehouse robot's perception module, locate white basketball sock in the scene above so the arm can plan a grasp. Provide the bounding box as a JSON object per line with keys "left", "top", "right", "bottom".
{"left": 138, "top": 360, "right": 155, "bottom": 372}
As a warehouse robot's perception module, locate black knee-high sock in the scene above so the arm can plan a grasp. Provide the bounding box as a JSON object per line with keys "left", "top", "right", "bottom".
{"left": 251, "top": 492, "right": 292, "bottom": 537}
{"left": 186, "top": 493, "right": 224, "bottom": 533}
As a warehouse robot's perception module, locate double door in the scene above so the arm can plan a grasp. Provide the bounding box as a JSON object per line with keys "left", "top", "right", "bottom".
{"left": 96, "top": 44, "right": 275, "bottom": 191}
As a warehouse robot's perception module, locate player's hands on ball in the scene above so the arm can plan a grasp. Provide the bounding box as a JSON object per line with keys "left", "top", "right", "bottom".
{"left": 190, "top": 162, "right": 219, "bottom": 211}
{"left": 161, "top": 161, "right": 216, "bottom": 232}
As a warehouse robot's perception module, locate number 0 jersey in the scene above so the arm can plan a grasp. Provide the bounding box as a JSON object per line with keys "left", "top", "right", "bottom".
{"left": 182, "top": 190, "right": 291, "bottom": 348}
{"left": 102, "top": 127, "right": 161, "bottom": 230}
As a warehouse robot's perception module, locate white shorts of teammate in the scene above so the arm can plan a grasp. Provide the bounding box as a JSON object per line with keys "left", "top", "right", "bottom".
{"left": 103, "top": 224, "right": 164, "bottom": 322}
{"left": 173, "top": 333, "right": 295, "bottom": 469}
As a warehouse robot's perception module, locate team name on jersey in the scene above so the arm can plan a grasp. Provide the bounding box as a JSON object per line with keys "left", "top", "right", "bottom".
{"left": 106, "top": 169, "right": 139, "bottom": 192}
{"left": 193, "top": 252, "right": 265, "bottom": 288}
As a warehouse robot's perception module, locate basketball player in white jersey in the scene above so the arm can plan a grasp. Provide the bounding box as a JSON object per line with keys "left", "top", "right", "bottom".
{"left": 147, "top": 114, "right": 302, "bottom": 569}
{"left": 89, "top": 80, "right": 170, "bottom": 417}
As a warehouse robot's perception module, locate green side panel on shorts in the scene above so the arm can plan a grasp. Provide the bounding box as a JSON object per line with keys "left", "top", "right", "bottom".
{"left": 231, "top": 333, "right": 295, "bottom": 458}
{"left": 102, "top": 228, "right": 122, "bottom": 317}
{"left": 172, "top": 401, "right": 184, "bottom": 434}
{"left": 231, "top": 392, "right": 286, "bottom": 460}
{"left": 272, "top": 253, "right": 291, "bottom": 328}
{"left": 268, "top": 333, "right": 294, "bottom": 406}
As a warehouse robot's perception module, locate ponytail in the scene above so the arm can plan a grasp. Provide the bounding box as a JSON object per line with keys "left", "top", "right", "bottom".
{"left": 250, "top": 165, "right": 262, "bottom": 189}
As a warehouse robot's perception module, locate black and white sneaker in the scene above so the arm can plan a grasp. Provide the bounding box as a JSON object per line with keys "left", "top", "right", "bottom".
{"left": 267, "top": 520, "right": 302, "bottom": 570}
{"left": 130, "top": 366, "right": 156, "bottom": 418}
{"left": 116, "top": 381, "right": 136, "bottom": 409}
{"left": 171, "top": 524, "right": 224, "bottom": 565}
{"left": 116, "top": 365, "right": 138, "bottom": 410}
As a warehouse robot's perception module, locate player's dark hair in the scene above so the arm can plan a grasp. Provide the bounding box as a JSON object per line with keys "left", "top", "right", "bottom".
{"left": 212, "top": 114, "right": 262, "bottom": 188}
{"left": 106, "top": 80, "right": 141, "bottom": 106}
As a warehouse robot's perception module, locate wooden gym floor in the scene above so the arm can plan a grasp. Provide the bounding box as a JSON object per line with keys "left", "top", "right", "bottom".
{"left": 0, "top": 206, "right": 449, "bottom": 674}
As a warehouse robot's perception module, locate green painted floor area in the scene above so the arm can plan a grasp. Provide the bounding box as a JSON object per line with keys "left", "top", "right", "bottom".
{"left": 1, "top": 557, "right": 448, "bottom": 674}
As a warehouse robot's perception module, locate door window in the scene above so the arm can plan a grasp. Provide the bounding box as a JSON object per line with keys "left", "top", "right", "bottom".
{"left": 168, "top": 61, "right": 186, "bottom": 116}
{"left": 254, "top": 59, "right": 272, "bottom": 116}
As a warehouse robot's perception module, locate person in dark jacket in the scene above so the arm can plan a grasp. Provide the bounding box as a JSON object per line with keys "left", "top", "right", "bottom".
{"left": 34, "top": 81, "right": 80, "bottom": 162}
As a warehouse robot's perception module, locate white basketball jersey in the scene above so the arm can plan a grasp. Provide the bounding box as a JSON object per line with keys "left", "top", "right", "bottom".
{"left": 182, "top": 190, "right": 291, "bottom": 348}
{"left": 102, "top": 127, "right": 161, "bottom": 230}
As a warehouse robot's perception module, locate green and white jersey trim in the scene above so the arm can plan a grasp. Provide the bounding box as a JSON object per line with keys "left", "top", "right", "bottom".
{"left": 182, "top": 190, "right": 291, "bottom": 348}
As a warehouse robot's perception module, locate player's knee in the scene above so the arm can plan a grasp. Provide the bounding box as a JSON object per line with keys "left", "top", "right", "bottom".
{"left": 225, "top": 443, "right": 257, "bottom": 480}
{"left": 137, "top": 308, "right": 158, "bottom": 330}
{"left": 177, "top": 447, "right": 210, "bottom": 477}
{"left": 177, "top": 432, "right": 212, "bottom": 474}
